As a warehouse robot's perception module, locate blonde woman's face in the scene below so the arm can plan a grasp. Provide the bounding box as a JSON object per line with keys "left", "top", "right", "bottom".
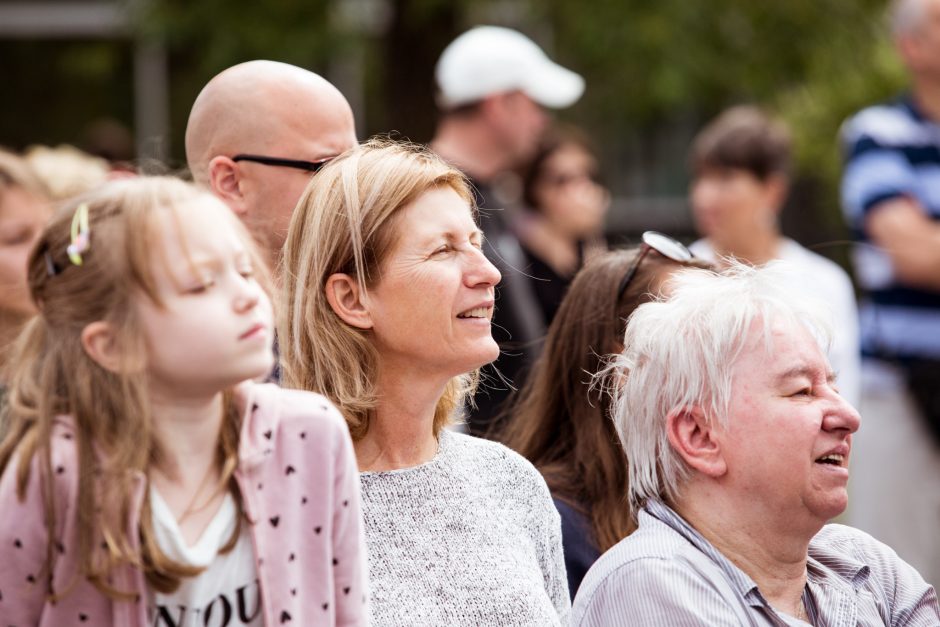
{"left": 365, "top": 186, "right": 501, "bottom": 381}
{"left": 136, "top": 198, "right": 274, "bottom": 398}
{"left": 0, "top": 187, "right": 50, "bottom": 317}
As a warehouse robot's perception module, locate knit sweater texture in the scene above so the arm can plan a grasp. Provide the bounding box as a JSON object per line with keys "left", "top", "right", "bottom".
{"left": 360, "top": 429, "right": 570, "bottom": 626}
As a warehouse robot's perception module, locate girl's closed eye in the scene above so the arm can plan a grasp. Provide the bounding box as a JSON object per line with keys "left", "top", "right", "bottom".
{"left": 186, "top": 276, "right": 215, "bottom": 294}
{"left": 1, "top": 226, "right": 33, "bottom": 246}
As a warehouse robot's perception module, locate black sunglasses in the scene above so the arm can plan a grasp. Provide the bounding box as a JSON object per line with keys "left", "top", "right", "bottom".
{"left": 616, "top": 231, "right": 694, "bottom": 301}
{"left": 232, "top": 154, "right": 332, "bottom": 173}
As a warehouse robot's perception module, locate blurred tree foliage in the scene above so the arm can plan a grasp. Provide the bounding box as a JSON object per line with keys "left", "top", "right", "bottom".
{"left": 0, "top": 0, "right": 909, "bottom": 242}
{"left": 535, "top": 0, "right": 907, "bottom": 238}
{"left": 517, "top": 0, "right": 906, "bottom": 249}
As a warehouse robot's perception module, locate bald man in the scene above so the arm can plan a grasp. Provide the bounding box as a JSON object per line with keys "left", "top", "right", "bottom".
{"left": 186, "top": 60, "right": 356, "bottom": 265}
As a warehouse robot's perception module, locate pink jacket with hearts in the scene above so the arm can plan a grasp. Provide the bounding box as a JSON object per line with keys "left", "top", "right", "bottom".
{"left": 0, "top": 381, "right": 369, "bottom": 626}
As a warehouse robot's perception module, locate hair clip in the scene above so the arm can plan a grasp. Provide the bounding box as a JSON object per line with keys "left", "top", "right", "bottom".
{"left": 66, "top": 203, "right": 90, "bottom": 266}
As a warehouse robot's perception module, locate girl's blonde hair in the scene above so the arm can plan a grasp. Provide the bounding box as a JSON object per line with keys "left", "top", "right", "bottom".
{"left": 0, "top": 176, "right": 269, "bottom": 599}
{"left": 279, "top": 138, "right": 478, "bottom": 439}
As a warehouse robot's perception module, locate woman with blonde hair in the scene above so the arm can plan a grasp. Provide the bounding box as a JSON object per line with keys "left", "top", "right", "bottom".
{"left": 280, "top": 138, "right": 569, "bottom": 625}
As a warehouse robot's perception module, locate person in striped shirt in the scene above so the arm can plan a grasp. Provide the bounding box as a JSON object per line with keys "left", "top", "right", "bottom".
{"left": 840, "top": 0, "right": 940, "bottom": 587}
{"left": 572, "top": 262, "right": 939, "bottom": 626}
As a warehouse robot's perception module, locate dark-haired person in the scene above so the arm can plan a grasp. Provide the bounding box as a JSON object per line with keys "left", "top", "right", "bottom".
{"left": 510, "top": 127, "right": 609, "bottom": 328}
{"left": 500, "top": 237, "right": 708, "bottom": 598}
{"left": 688, "top": 105, "right": 860, "bottom": 407}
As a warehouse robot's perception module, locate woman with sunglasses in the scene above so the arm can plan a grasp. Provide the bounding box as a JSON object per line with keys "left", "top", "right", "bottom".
{"left": 511, "top": 126, "right": 610, "bottom": 328}
{"left": 499, "top": 234, "right": 710, "bottom": 599}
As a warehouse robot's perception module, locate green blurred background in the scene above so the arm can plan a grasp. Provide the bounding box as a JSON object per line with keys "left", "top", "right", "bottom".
{"left": 0, "top": 0, "right": 908, "bottom": 259}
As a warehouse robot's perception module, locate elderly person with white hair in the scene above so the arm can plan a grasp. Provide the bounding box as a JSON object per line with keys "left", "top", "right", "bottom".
{"left": 572, "top": 263, "right": 939, "bottom": 625}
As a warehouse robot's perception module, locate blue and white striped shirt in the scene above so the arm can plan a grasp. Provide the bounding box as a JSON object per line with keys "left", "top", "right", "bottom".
{"left": 840, "top": 96, "right": 940, "bottom": 360}
{"left": 572, "top": 500, "right": 939, "bottom": 626}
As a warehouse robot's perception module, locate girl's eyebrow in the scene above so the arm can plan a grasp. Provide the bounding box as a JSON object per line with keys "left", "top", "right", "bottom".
{"left": 184, "top": 247, "right": 250, "bottom": 269}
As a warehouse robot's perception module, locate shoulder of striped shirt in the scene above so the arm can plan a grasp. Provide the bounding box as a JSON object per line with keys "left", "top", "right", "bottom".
{"left": 842, "top": 103, "right": 940, "bottom": 148}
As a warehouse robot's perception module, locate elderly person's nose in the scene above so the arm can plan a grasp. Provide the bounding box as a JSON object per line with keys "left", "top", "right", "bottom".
{"left": 821, "top": 392, "right": 861, "bottom": 435}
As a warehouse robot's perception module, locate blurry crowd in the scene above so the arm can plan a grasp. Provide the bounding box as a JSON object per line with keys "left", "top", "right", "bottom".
{"left": 1, "top": 0, "right": 940, "bottom": 625}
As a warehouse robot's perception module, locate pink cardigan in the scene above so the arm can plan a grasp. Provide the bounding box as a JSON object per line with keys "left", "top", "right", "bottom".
{"left": 0, "top": 382, "right": 368, "bottom": 626}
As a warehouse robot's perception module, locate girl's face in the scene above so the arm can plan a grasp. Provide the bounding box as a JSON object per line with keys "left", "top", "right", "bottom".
{"left": 135, "top": 197, "right": 274, "bottom": 398}
{"left": 0, "top": 186, "right": 50, "bottom": 318}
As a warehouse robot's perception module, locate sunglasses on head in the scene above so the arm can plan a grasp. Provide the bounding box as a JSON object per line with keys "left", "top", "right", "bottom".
{"left": 232, "top": 154, "right": 332, "bottom": 173}
{"left": 616, "top": 231, "right": 694, "bottom": 301}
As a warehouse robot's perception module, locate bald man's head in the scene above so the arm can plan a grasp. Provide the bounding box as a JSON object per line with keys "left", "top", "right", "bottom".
{"left": 185, "top": 60, "right": 356, "bottom": 260}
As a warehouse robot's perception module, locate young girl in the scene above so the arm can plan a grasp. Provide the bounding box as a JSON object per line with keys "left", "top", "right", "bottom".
{"left": 0, "top": 176, "right": 368, "bottom": 626}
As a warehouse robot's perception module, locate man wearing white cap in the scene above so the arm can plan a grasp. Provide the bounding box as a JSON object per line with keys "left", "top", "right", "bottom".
{"left": 430, "top": 25, "right": 585, "bottom": 435}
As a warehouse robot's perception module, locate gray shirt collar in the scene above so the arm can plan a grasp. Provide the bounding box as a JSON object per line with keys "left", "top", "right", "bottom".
{"left": 644, "top": 499, "right": 872, "bottom": 615}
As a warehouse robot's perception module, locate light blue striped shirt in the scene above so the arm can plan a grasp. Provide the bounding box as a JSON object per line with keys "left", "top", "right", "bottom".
{"left": 572, "top": 500, "right": 939, "bottom": 626}
{"left": 840, "top": 97, "right": 940, "bottom": 360}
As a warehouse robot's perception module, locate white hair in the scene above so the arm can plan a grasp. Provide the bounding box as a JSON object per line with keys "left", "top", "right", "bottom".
{"left": 608, "top": 260, "right": 833, "bottom": 515}
{"left": 890, "top": 0, "right": 930, "bottom": 37}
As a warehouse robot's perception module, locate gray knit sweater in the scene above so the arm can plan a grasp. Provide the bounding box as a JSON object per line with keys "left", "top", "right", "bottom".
{"left": 359, "top": 429, "right": 570, "bottom": 626}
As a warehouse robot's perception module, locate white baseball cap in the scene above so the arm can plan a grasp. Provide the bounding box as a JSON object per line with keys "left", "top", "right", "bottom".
{"left": 435, "top": 26, "right": 585, "bottom": 110}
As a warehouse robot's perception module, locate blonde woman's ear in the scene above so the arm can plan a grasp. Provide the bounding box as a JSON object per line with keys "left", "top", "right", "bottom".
{"left": 324, "top": 273, "right": 373, "bottom": 330}
{"left": 80, "top": 321, "right": 125, "bottom": 373}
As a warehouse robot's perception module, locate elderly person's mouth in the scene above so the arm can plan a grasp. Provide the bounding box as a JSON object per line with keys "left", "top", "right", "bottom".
{"left": 814, "top": 444, "right": 849, "bottom": 471}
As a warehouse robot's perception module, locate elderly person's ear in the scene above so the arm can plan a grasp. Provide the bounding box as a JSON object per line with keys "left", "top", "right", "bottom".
{"left": 207, "top": 156, "right": 248, "bottom": 216}
{"left": 325, "top": 272, "right": 374, "bottom": 330}
{"left": 665, "top": 405, "right": 727, "bottom": 477}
